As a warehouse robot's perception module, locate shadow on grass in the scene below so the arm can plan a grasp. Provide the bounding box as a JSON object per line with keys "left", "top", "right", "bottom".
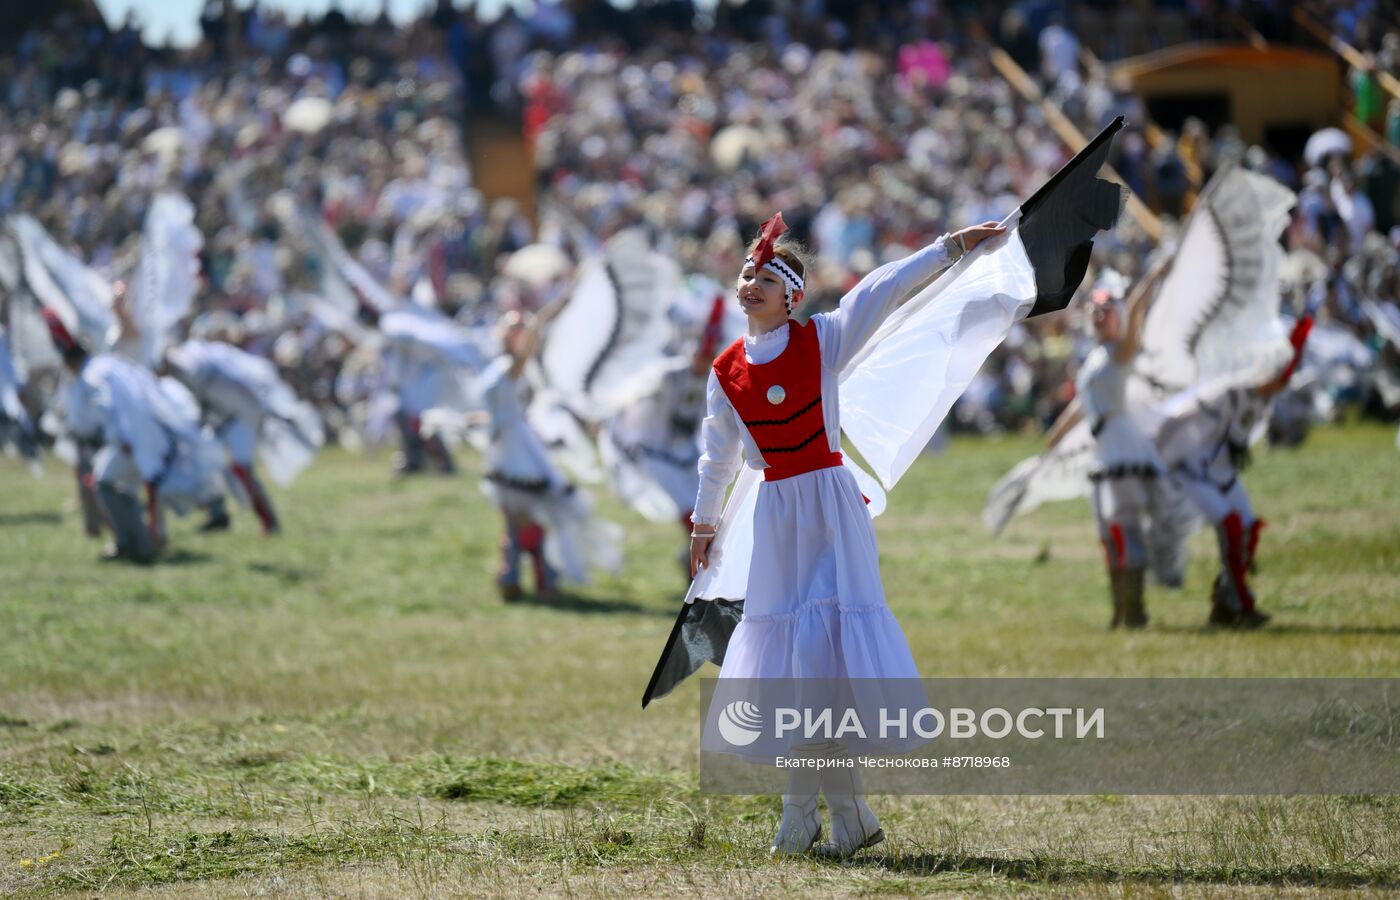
{"left": 0, "top": 510, "right": 63, "bottom": 526}
{"left": 1152, "top": 623, "right": 1400, "bottom": 637}
{"left": 157, "top": 548, "right": 214, "bottom": 566}
{"left": 246, "top": 561, "right": 311, "bottom": 582}
{"left": 510, "top": 589, "right": 670, "bottom": 618}
{"left": 854, "top": 850, "right": 1400, "bottom": 889}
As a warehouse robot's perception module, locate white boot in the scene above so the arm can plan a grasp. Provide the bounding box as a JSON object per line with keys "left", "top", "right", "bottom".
{"left": 770, "top": 769, "right": 821, "bottom": 856}
{"left": 816, "top": 763, "right": 883, "bottom": 859}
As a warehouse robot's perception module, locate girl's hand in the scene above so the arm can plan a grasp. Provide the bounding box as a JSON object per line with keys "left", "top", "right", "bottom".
{"left": 690, "top": 528, "right": 717, "bottom": 578}
{"left": 951, "top": 222, "right": 1006, "bottom": 255}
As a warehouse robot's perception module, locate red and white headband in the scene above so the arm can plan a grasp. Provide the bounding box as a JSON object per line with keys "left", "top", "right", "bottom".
{"left": 745, "top": 212, "right": 804, "bottom": 306}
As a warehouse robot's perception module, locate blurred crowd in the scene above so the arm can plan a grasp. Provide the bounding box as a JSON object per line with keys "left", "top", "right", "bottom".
{"left": 1279, "top": 0, "right": 1400, "bottom": 148}
{"left": 2, "top": 0, "right": 1398, "bottom": 440}
{"left": 2, "top": 2, "right": 517, "bottom": 418}
{"left": 513, "top": 1, "right": 1400, "bottom": 432}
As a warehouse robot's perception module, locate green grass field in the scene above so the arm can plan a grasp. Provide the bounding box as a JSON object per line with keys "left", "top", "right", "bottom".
{"left": 2, "top": 423, "right": 1398, "bottom": 897}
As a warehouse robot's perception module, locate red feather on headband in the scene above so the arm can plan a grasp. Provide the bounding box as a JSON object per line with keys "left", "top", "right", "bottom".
{"left": 750, "top": 212, "right": 788, "bottom": 269}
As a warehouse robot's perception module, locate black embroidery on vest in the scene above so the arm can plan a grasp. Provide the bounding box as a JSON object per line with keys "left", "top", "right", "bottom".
{"left": 742, "top": 396, "right": 821, "bottom": 428}
{"left": 758, "top": 426, "right": 827, "bottom": 454}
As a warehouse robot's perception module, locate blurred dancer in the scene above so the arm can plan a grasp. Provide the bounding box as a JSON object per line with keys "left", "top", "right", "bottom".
{"left": 602, "top": 298, "right": 722, "bottom": 574}
{"left": 165, "top": 339, "right": 324, "bottom": 535}
{"left": 1156, "top": 315, "right": 1313, "bottom": 628}
{"left": 480, "top": 301, "right": 619, "bottom": 599}
{"left": 1045, "top": 259, "right": 1171, "bottom": 628}
{"left": 46, "top": 311, "right": 223, "bottom": 563}
{"left": 369, "top": 307, "right": 484, "bottom": 476}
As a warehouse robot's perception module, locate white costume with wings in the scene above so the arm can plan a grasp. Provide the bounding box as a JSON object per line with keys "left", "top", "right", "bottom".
{"left": 166, "top": 339, "right": 325, "bottom": 484}
{"left": 645, "top": 118, "right": 1129, "bottom": 707}
{"left": 61, "top": 354, "right": 224, "bottom": 512}
{"left": 695, "top": 239, "right": 957, "bottom": 686}
{"left": 478, "top": 355, "right": 622, "bottom": 585}
{"left": 982, "top": 165, "right": 1302, "bottom": 625}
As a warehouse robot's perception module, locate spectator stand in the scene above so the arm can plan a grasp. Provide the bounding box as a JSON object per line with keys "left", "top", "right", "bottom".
{"left": 1292, "top": 5, "right": 1400, "bottom": 168}
{"left": 973, "top": 22, "right": 1165, "bottom": 241}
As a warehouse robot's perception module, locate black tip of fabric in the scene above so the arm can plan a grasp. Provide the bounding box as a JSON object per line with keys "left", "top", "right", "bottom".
{"left": 1035, "top": 241, "right": 1095, "bottom": 312}
{"left": 1019, "top": 117, "right": 1127, "bottom": 318}
{"left": 642, "top": 598, "right": 745, "bottom": 708}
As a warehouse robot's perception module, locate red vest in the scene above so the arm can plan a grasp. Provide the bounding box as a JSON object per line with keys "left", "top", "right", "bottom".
{"left": 713, "top": 320, "right": 842, "bottom": 482}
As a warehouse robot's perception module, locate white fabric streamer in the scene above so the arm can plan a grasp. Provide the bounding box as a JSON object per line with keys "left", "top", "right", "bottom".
{"left": 1138, "top": 166, "right": 1296, "bottom": 393}
{"left": 541, "top": 229, "right": 689, "bottom": 421}
{"left": 839, "top": 222, "right": 1037, "bottom": 490}
{"left": 167, "top": 340, "right": 326, "bottom": 486}
{"left": 129, "top": 193, "right": 204, "bottom": 368}
{"left": 9, "top": 215, "right": 115, "bottom": 352}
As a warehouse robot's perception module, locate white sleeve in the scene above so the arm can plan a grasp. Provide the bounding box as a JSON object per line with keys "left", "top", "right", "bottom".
{"left": 692, "top": 370, "right": 745, "bottom": 526}
{"left": 818, "top": 236, "right": 955, "bottom": 372}
{"left": 477, "top": 357, "right": 509, "bottom": 411}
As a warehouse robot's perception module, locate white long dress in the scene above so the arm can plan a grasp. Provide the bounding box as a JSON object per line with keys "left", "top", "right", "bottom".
{"left": 694, "top": 239, "right": 954, "bottom": 684}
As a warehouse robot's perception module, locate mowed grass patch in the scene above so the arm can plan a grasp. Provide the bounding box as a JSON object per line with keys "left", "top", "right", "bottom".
{"left": 2, "top": 423, "right": 1399, "bottom": 896}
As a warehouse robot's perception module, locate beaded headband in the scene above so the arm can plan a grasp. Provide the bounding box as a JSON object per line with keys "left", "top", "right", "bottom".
{"left": 745, "top": 212, "right": 804, "bottom": 310}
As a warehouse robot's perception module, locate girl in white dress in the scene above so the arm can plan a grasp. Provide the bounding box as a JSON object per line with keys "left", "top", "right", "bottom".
{"left": 689, "top": 214, "right": 1004, "bottom": 858}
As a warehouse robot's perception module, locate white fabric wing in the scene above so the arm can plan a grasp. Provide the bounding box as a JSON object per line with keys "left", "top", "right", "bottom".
{"left": 597, "top": 427, "right": 683, "bottom": 523}
{"left": 10, "top": 215, "right": 115, "bottom": 352}
{"left": 1138, "top": 167, "right": 1296, "bottom": 391}
{"left": 258, "top": 412, "right": 323, "bottom": 486}
{"left": 4, "top": 292, "right": 63, "bottom": 381}
{"left": 982, "top": 418, "right": 1095, "bottom": 535}
{"left": 379, "top": 309, "right": 487, "bottom": 372}
{"left": 541, "top": 229, "right": 688, "bottom": 421}
{"left": 0, "top": 329, "right": 32, "bottom": 428}
{"left": 1363, "top": 299, "right": 1400, "bottom": 351}
{"left": 130, "top": 193, "right": 203, "bottom": 368}
{"left": 685, "top": 465, "right": 761, "bottom": 603}
{"left": 843, "top": 455, "right": 888, "bottom": 517}
{"left": 278, "top": 198, "right": 403, "bottom": 316}
{"left": 839, "top": 224, "right": 1038, "bottom": 489}
{"left": 528, "top": 387, "right": 603, "bottom": 484}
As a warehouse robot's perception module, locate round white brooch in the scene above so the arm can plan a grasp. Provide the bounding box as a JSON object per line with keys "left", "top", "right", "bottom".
{"left": 766, "top": 385, "right": 786, "bottom": 405}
